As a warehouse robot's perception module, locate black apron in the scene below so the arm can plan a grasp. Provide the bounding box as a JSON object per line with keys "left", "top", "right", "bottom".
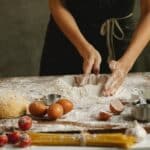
{"left": 40, "top": 0, "right": 135, "bottom": 75}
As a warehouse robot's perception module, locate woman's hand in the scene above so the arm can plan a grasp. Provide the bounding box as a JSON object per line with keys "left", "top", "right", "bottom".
{"left": 49, "top": 0, "right": 102, "bottom": 75}
{"left": 102, "top": 0, "right": 150, "bottom": 96}
{"left": 81, "top": 45, "right": 102, "bottom": 75}
{"left": 75, "top": 45, "right": 101, "bottom": 86}
{"left": 102, "top": 60, "right": 131, "bottom": 96}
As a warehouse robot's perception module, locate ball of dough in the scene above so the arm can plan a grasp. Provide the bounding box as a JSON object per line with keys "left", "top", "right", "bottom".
{"left": 0, "top": 91, "right": 29, "bottom": 119}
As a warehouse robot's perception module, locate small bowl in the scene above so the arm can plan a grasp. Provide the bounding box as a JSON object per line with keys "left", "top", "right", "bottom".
{"left": 132, "top": 104, "right": 150, "bottom": 122}
{"left": 42, "top": 94, "right": 61, "bottom": 105}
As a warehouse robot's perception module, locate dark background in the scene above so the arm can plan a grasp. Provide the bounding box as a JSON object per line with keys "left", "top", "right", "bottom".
{"left": 0, "top": 0, "right": 149, "bottom": 77}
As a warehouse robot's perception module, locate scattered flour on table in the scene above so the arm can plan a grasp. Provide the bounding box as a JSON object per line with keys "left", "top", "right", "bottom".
{"left": 0, "top": 75, "right": 148, "bottom": 132}
{"left": 45, "top": 78, "right": 141, "bottom": 126}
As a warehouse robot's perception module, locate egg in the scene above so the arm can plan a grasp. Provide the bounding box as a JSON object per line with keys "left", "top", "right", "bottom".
{"left": 47, "top": 103, "right": 64, "bottom": 120}
{"left": 29, "top": 101, "right": 47, "bottom": 117}
{"left": 98, "top": 111, "right": 113, "bottom": 121}
{"left": 56, "top": 99, "right": 73, "bottom": 114}
{"left": 110, "top": 99, "right": 124, "bottom": 114}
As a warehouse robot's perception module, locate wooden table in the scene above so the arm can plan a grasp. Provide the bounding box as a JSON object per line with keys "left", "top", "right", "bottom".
{"left": 0, "top": 73, "right": 150, "bottom": 149}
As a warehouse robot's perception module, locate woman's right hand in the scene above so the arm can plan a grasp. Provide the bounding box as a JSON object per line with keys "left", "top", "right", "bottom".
{"left": 80, "top": 45, "right": 102, "bottom": 74}
{"left": 75, "top": 45, "right": 102, "bottom": 86}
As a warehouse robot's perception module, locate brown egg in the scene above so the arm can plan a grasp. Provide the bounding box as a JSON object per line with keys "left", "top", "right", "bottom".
{"left": 56, "top": 99, "right": 74, "bottom": 114}
{"left": 98, "top": 111, "right": 112, "bottom": 121}
{"left": 29, "top": 101, "right": 47, "bottom": 117}
{"left": 47, "top": 103, "right": 64, "bottom": 120}
{"left": 110, "top": 99, "right": 124, "bottom": 115}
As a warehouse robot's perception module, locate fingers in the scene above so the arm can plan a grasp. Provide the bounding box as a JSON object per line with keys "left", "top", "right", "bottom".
{"left": 102, "top": 76, "right": 115, "bottom": 96}
{"left": 79, "top": 74, "right": 89, "bottom": 86}
{"left": 81, "top": 47, "right": 102, "bottom": 87}
{"left": 74, "top": 75, "right": 89, "bottom": 86}
{"left": 102, "top": 68, "right": 125, "bottom": 96}
{"left": 102, "top": 70, "right": 126, "bottom": 96}
{"left": 102, "top": 60, "right": 125, "bottom": 96}
{"left": 103, "top": 71, "right": 118, "bottom": 91}
{"left": 83, "top": 57, "right": 95, "bottom": 74}
{"left": 83, "top": 52, "right": 101, "bottom": 75}
{"left": 109, "top": 78, "right": 123, "bottom": 95}
{"left": 92, "top": 55, "right": 101, "bottom": 75}
{"left": 102, "top": 59, "right": 129, "bottom": 96}
{"left": 103, "top": 77, "right": 123, "bottom": 96}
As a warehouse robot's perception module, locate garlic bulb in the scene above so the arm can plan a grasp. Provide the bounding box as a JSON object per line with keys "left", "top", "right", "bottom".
{"left": 125, "top": 121, "right": 147, "bottom": 142}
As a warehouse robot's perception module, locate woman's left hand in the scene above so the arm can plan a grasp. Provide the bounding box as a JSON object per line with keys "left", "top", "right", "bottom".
{"left": 102, "top": 60, "right": 131, "bottom": 96}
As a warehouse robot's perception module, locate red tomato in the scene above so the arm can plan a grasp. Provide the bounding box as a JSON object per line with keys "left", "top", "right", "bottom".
{"left": 18, "top": 134, "right": 31, "bottom": 148}
{"left": 18, "top": 116, "right": 32, "bottom": 131}
{"left": 0, "top": 133, "right": 8, "bottom": 147}
{"left": 7, "top": 131, "right": 21, "bottom": 144}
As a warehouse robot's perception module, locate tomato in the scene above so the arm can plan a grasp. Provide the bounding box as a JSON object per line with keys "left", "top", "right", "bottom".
{"left": 18, "top": 134, "right": 31, "bottom": 148}
{"left": 18, "top": 116, "right": 32, "bottom": 131}
{"left": 7, "top": 131, "right": 21, "bottom": 144}
{"left": 0, "top": 133, "right": 8, "bottom": 147}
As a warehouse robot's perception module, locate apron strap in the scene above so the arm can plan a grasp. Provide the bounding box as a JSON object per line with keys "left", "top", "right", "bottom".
{"left": 100, "top": 13, "right": 133, "bottom": 62}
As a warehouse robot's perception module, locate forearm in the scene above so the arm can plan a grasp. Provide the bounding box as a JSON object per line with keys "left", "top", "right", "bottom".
{"left": 120, "top": 13, "right": 150, "bottom": 70}
{"left": 103, "top": 0, "right": 150, "bottom": 96}
{"left": 49, "top": 0, "right": 91, "bottom": 56}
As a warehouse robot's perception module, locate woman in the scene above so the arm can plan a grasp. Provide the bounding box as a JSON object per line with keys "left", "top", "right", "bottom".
{"left": 40, "top": 0, "right": 150, "bottom": 96}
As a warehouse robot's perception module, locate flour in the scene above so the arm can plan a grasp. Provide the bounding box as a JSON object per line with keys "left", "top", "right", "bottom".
{"left": 0, "top": 74, "right": 149, "bottom": 132}
{"left": 44, "top": 77, "right": 141, "bottom": 126}
{"left": 32, "top": 123, "right": 83, "bottom": 132}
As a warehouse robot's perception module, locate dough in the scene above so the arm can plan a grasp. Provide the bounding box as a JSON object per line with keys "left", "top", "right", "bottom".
{"left": 74, "top": 74, "right": 107, "bottom": 86}
{"left": 0, "top": 91, "right": 29, "bottom": 119}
